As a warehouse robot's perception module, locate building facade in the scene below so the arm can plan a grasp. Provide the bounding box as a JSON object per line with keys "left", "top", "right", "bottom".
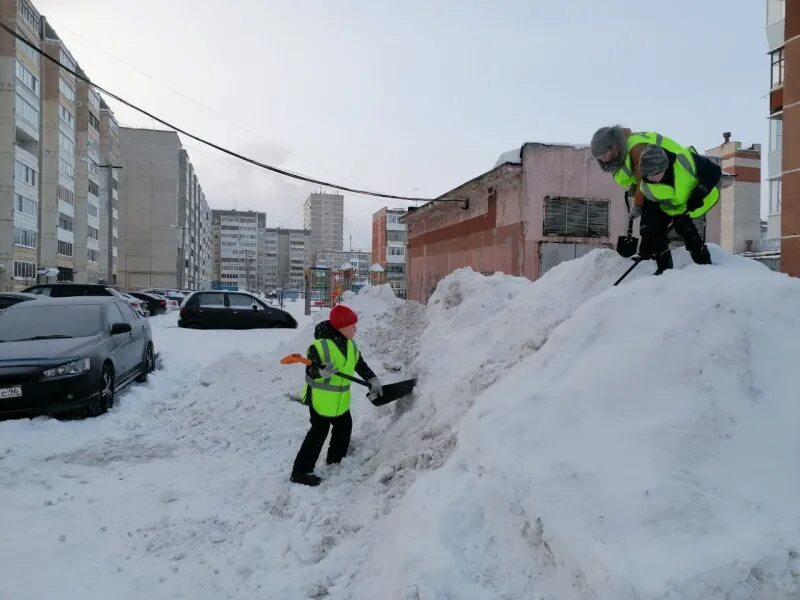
{"left": 178, "top": 151, "right": 211, "bottom": 290}
{"left": 0, "top": 5, "right": 121, "bottom": 290}
{"left": 211, "top": 209, "right": 264, "bottom": 291}
{"left": 303, "top": 192, "right": 343, "bottom": 257}
{"left": 264, "top": 227, "right": 309, "bottom": 290}
{"left": 371, "top": 207, "right": 407, "bottom": 298}
{"left": 118, "top": 128, "right": 211, "bottom": 290}
{"left": 404, "top": 143, "right": 722, "bottom": 304}
{"left": 705, "top": 133, "right": 762, "bottom": 254}
{"left": 314, "top": 249, "right": 372, "bottom": 287}
{"left": 98, "top": 98, "right": 119, "bottom": 283}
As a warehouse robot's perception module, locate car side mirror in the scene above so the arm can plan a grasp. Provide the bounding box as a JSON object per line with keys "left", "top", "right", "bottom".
{"left": 111, "top": 323, "right": 132, "bottom": 335}
{"left": 252, "top": 304, "right": 259, "bottom": 311}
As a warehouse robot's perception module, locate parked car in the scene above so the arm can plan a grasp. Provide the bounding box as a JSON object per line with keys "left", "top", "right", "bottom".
{"left": 0, "top": 292, "right": 40, "bottom": 311}
{"left": 0, "top": 297, "right": 155, "bottom": 419}
{"left": 24, "top": 283, "right": 124, "bottom": 299}
{"left": 127, "top": 292, "right": 168, "bottom": 316}
{"left": 142, "top": 288, "right": 185, "bottom": 305}
{"left": 178, "top": 291, "right": 298, "bottom": 330}
{"left": 119, "top": 293, "right": 150, "bottom": 318}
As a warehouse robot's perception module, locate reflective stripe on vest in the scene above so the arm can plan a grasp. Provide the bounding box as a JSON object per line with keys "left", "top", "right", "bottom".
{"left": 303, "top": 338, "right": 360, "bottom": 417}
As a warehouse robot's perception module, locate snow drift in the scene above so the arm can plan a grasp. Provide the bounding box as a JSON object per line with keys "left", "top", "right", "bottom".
{"left": 2, "top": 247, "right": 799, "bottom": 599}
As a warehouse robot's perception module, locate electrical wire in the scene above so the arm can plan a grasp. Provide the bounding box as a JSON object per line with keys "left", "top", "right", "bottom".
{"left": 0, "top": 22, "right": 457, "bottom": 204}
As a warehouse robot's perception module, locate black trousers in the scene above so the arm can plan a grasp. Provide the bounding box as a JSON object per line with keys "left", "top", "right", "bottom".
{"left": 639, "top": 201, "right": 707, "bottom": 262}
{"left": 292, "top": 404, "right": 352, "bottom": 475}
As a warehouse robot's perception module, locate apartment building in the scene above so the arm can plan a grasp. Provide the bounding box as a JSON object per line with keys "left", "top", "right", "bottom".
{"left": 264, "top": 227, "right": 309, "bottom": 290}
{"left": 98, "top": 98, "right": 119, "bottom": 283}
{"left": 211, "top": 209, "right": 264, "bottom": 291}
{"left": 371, "top": 207, "right": 407, "bottom": 298}
{"left": 314, "top": 249, "right": 372, "bottom": 287}
{"left": 118, "top": 128, "right": 211, "bottom": 290}
{"left": 303, "top": 192, "right": 343, "bottom": 257}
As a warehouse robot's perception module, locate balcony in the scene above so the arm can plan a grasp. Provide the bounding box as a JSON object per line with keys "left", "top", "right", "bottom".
{"left": 768, "top": 149, "right": 783, "bottom": 180}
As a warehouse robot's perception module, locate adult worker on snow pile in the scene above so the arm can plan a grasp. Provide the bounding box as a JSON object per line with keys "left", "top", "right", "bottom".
{"left": 290, "top": 304, "right": 382, "bottom": 487}
{"left": 590, "top": 126, "right": 722, "bottom": 275}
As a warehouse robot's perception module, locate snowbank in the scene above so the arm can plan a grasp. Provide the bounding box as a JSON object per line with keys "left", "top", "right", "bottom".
{"left": 3, "top": 249, "right": 799, "bottom": 599}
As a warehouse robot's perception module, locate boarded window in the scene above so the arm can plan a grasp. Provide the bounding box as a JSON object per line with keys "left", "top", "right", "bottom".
{"left": 543, "top": 197, "right": 609, "bottom": 238}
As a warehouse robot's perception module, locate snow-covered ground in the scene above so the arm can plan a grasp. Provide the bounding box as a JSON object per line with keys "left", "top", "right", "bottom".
{"left": 2, "top": 249, "right": 800, "bottom": 599}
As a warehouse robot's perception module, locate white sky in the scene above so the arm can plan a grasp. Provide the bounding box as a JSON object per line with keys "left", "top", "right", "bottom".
{"left": 34, "top": 0, "right": 769, "bottom": 249}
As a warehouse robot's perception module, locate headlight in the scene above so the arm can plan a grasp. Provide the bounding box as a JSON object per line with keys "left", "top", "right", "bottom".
{"left": 43, "top": 358, "right": 91, "bottom": 378}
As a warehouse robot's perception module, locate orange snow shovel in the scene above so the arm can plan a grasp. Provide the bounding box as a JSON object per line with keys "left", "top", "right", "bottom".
{"left": 280, "top": 353, "right": 416, "bottom": 406}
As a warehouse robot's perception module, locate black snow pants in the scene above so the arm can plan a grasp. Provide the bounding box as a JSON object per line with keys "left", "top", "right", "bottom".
{"left": 292, "top": 404, "right": 352, "bottom": 475}
{"left": 639, "top": 200, "right": 711, "bottom": 272}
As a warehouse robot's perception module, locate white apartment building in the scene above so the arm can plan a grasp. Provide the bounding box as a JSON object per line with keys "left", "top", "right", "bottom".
{"left": 264, "top": 227, "right": 309, "bottom": 290}
{"left": 765, "top": 0, "right": 786, "bottom": 244}
{"left": 211, "top": 210, "right": 265, "bottom": 291}
{"left": 313, "top": 249, "right": 371, "bottom": 285}
{"left": 304, "top": 192, "right": 343, "bottom": 257}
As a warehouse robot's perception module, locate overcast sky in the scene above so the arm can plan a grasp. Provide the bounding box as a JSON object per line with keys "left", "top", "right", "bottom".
{"left": 35, "top": 0, "right": 769, "bottom": 250}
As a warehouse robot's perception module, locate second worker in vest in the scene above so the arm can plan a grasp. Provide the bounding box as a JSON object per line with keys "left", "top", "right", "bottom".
{"left": 590, "top": 126, "right": 722, "bottom": 275}
{"left": 291, "top": 304, "right": 381, "bottom": 487}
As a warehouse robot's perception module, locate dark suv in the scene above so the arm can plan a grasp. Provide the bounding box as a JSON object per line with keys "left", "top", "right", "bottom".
{"left": 24, "top": 284, "right": 124, "bottom": 299}
{"left": 179, "top": 291, "right": 297, "bottom": 330}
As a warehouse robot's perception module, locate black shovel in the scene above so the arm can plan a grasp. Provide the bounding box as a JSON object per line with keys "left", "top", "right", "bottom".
{"left": 281, "top": 354, "right": 417, "bottom": 406}
{"left": 616, "top": 191, "right": 639, "bottom": 259}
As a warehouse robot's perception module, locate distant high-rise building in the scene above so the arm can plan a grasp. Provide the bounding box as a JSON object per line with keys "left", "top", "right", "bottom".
{"left": 211, "top": 209, "right": 265, "bottom": 291}
{"left": 303, "top": 192, "right": 343, "bottom": 256}
{"left": 264, "top": 227, "right": 309, "bottom": 290}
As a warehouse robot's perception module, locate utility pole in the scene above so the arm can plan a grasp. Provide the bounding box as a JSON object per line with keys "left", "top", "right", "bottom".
{"left": 99, "top": 163, "right": 123, "bottom": 285}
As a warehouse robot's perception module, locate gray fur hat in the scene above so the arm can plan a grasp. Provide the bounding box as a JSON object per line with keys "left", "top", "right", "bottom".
{"left": 590, "top": 126, "right": 621, "bottom": 158}
{"left": 639, "top": 145, "right": 670, "bottom": 177}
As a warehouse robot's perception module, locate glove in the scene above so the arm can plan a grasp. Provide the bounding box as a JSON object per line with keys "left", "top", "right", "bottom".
{"left": 318, "top": 363, "right": 337, "bottom": 379}
{"left": 628, "top": 204, "right": 642, "bottom": 220}
{"left": 367, "top": 377, "right": 383, "bottom": 401}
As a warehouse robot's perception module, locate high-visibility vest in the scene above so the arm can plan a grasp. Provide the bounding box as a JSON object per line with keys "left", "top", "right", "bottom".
{"left": 639, "top": 151, "right": 721, "bottom": 218}
{"left": 303, "top": 338, "right": 360, "bottom": 417}
{"left": 612, "top": 131, "right": 692, "bottom": 189}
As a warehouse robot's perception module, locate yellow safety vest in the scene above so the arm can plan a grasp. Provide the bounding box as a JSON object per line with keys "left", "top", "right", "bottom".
{"left": 612, "top": 131, "right": 693, "bottom": 189}
{"left": 303, "top": 338, "right": 360, "bottom": 417}
{"left": 640, "top": 151, "right": 721, "bottom": 218}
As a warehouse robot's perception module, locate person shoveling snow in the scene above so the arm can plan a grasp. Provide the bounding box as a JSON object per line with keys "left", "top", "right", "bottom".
{"left": 289, "top": 304, "right": 382, "bottom": 487}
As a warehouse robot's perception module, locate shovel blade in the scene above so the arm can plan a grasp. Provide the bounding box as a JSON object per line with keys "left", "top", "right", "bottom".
{"left": 616, "top": 235, "right": 639, "bottom": 259}
{"left": 371, "top": 378, "right": 417, "bottom": 406}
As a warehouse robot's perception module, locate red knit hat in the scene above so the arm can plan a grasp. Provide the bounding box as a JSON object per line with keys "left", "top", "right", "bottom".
{"left": 329, "top": 304, "right": 358, "bottom": 329}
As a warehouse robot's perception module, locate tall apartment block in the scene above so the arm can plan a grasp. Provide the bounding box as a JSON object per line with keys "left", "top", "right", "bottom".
{"left": 0, "top": 2, "right": 121, "bottom": 289}
{"left": 264, "top": 227, "right": 309, "bottom": 290}
{"left": 766, "top": 0, "right": 786, "bottom": 248}
{"left": 98, "top": 98, "right": 119, "bottom": 283}
{"left": 117, "top": 128, "right": 211, "bottom": 290}
{"left": 705, "top": 133, "right": 762, "bottom": 254}
{"left": 210, "top": 209, "right": 265, "bottom": 291}
{"left": 371, "top": 207, "right": 407, "bottom": 298}
{"left": 303, "top": 192, "right": 343, "bottom": 257}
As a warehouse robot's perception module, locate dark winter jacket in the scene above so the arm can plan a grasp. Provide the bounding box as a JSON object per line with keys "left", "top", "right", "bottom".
{"left": 306, "top": 320, "right": 376, "bottom": 383}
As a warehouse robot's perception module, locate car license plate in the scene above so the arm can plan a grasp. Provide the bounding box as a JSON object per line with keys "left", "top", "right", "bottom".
{"left": 0, "top": 386, "right": 22, "bottom": 399}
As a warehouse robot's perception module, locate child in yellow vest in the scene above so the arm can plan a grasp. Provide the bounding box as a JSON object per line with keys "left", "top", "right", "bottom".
{"left": 291, "top": 305, "right": 381, "bottom": 487}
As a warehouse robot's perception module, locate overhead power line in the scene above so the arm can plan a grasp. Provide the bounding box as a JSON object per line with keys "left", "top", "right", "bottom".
{"left": 0, "top": 22, "right": 458, "bottom": 204}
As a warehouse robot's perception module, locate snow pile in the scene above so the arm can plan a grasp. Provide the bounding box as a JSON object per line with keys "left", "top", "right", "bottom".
{"left": 3, "top": 249, "right": 800, "bottom": 599}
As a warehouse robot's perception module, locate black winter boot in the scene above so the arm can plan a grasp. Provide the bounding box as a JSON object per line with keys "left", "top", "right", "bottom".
{"left": 653, "top": 250, "right": 673, "bottom": 275}
{"left": 291, "top": 472, "right": 322, "bottom": 487}
{"left": 690, "top": 244, "right": 712, "bottom": 265}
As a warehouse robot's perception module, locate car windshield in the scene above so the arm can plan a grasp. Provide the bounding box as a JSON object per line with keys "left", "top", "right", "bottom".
{"left": 0, "top": 304, "right": 103, "bottom": 341}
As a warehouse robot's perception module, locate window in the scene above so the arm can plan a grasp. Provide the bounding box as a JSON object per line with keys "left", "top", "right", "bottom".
{"left": 13, "top": 260, "right": 36, "bottom": 280}
{"left": 15, "top": 93, "right": 38, "bottom": 127}
{"left": 15, "top": 160, "right": 37, "bottom": 187}
{"left": 543, "top": 197, "right": 609, "bottom": 238}
{"left": 57, "top": 240, "right": 73, "bottom": 257}
{"left": 228, "top": 294, "right": 257, "bottom": 309}
{"left": 14, "top": 227, "right": 37, "bottom": 248}
{"left": 118, "top": 302, "right": 140, "bottom": 323}
{"left": 60, "top": 50, "right": 76, "bottom": 72}
{"left": 198, "top": 293, "right": 225, "bottom": 308}
{"left": 15, "top": 193, "right": 37, "bottom": 218}
{"left": 388, "top": 246, "right": 405, "bottom": 256}
{"left": 88, "top": 249, "right": 99, "bottom": 262}
{"left": 59, "top": 156, "right": 74, "bottom": 179}
{"left": 57, "top": 185, "right": 75, "bottom": 205}
{"left": 58, "top": 212, "right": 74, "bottom": 232}
{"left": 87, "top": 137, "right": 99, "bottom": 158}
{"left": 17, "top": 37, "right": 38, "bottom": 62}
{"left": 771, "top": 180, "right": 782, "bottom": 213}
{"left": 17, "top": 0, "right": 39, "bottom": 29}
{"left": 15, "top": 60, "right": 38, "bottom": 94}
{"left": 59, "top": 77, "right": 75, "bottom": 102}
{"left": 59, "top": 103, "right": 74, "bottom": 128}
{"left": 770, "top": 118, "right": 783, "bottom": 152}
{"left": 387, "top": 230, "right": 406, "bottom": 242}
{"left": 88, "top": 180, "right": 99, "bottom": 197}
{"left": 771, "top": 48, "right": 784, "bottom": 89}
{"left": 58, "top": 131, "right": 75, "bottom": 156}
{"left": 89, "top": 91, "right": 101, "bottom": 111}
{"left": 107, "top": 303, "right": 126, "bottom": 328}
{"left": 89, "top": 113, "right": 100, "bottom": 131}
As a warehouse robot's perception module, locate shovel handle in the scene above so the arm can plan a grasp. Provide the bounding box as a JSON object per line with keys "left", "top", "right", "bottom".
{"left": 280, "top": 353, "right": 369, "bottom": 387}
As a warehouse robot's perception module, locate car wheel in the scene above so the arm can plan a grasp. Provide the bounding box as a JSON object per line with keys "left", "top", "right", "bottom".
{"left": 136, "top": 343, "right": 155, "bottom": 383}
{"left": 86, "top": 364, "right": 114, "bottom": 418}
